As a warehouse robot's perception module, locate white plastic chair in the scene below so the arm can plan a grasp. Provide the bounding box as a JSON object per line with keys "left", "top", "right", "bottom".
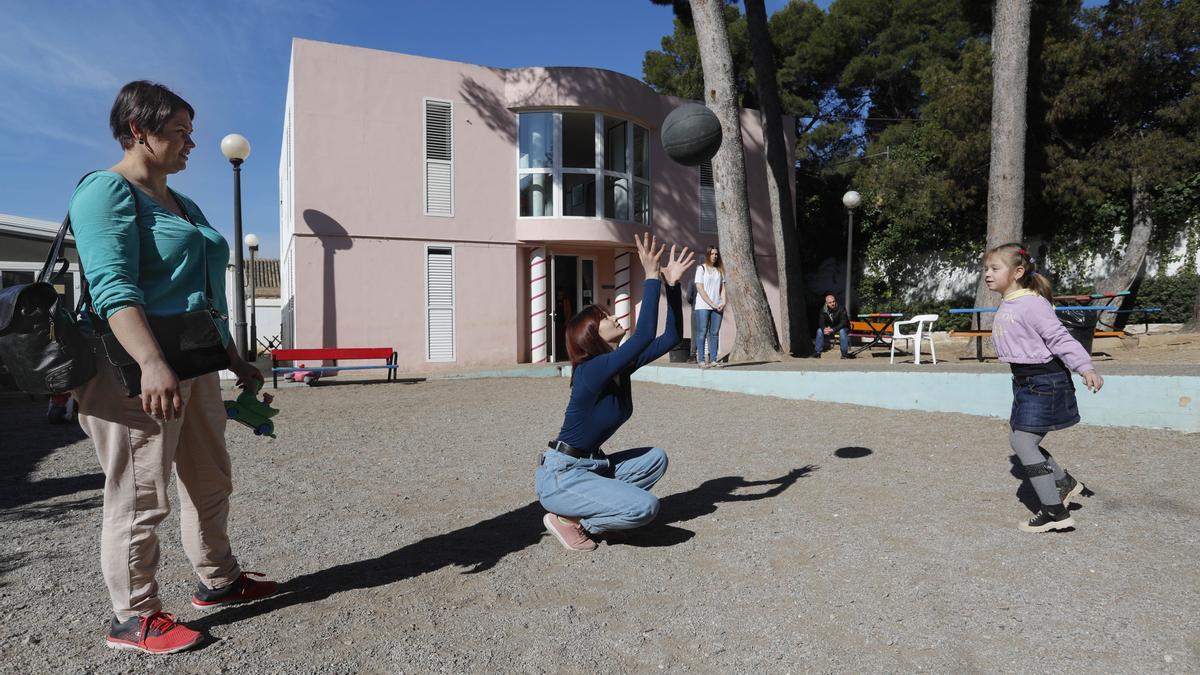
{"left": 890, "top": 314, "right": 939, "bottom": 364}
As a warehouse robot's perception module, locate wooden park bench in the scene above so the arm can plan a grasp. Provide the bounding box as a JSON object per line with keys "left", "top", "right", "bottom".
{"left": 270, "top": 347, "right": 399, "bottom": 388}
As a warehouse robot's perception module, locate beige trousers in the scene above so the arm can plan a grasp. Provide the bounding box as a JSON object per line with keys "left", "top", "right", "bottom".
{"left": 75, "top": 357, "right": 241, "bottom": 620}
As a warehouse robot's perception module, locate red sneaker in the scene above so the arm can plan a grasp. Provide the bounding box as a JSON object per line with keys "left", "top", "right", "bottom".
{"left": 191, "top": 571, "right": 278, "bottom": 609}
{"left": 543, "top": 513, "right": 598, "bottom": 551}
{"left": 105, "top": 612, "right": 203, "bottom": 654}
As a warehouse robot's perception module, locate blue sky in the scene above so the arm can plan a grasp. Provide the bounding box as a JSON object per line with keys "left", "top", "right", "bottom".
{"left": 1, "top": 0, "right": 1101, "bottom": 259}
{"left": 0, "top": 0, "right": 793, "bottom": 257}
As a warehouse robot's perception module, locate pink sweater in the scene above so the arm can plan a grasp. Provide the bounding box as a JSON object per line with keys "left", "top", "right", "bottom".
{"left": 992, "top": 290, "right": 1095, "bottom": 374}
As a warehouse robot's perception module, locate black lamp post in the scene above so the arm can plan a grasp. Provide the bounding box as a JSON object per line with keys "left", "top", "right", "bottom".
{"left": 841, "top": 190, "right": 861, "bottom": 315}
{"left": 220, "top": 134, "right": 251, "bottom": 361}
{"left": 244, "top": 233, "right": 259, "bottom": 361}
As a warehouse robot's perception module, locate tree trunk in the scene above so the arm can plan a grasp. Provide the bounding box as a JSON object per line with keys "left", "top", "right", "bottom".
{"left": 974, "top": 0, "right": 1033, "bottom": 329}
{"left": 744, "top": 0, "right": 811, "bottom": 357}
{"left": 1096, "top": 174, "right": 1155, "bottom": 328}
{"left": 690, "top": 0, "right": 782, "bottom": 362}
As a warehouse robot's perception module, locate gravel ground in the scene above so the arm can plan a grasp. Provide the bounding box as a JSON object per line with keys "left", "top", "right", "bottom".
{"left": 1, "top": 377, "right": 1197, "bottom": 673}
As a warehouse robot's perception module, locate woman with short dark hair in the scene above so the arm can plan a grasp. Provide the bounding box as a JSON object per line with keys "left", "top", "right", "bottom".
{"left": 537, "top": 234, "right": 694, "bottom": 551}
{"left": 71, "top": 81, "right": 276, "bottom": 654}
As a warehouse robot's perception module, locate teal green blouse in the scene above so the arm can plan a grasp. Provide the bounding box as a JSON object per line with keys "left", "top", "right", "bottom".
{"left": 68, "top": 171, "right": 231, "bottom": 345}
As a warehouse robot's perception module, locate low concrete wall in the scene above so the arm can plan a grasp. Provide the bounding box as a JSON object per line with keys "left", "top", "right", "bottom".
{"left": 633, "top": 367, "right": 1200, "bottom": 433}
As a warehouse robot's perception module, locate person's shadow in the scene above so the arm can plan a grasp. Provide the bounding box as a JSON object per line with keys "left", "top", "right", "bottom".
{"left": 193, "top": 467, "right": 816, "bottom": 632}
{"left": 624, "top": 466, "right": 818, "bottom": 547}
{"left": 1007, "top": 455, "right": 1092, "bottom": 513}
{"left": 0, "top": 399, "right": 99, "bottom": 512}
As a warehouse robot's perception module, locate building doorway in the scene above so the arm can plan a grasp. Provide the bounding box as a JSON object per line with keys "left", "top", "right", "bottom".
{"left": 551, "top": 255, "right": 577, "bottom": 362}
{"left": 549, "top": 254, "right": 597, "bottom": 362}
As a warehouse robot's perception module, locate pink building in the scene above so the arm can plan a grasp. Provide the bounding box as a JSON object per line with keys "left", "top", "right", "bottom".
{"left": 279, "top": 38, "right": 794, "bottom": 371}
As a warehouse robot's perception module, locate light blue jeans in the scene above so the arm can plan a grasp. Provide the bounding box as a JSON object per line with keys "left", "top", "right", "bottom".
{"left": 694, "top": 308, "right": 723, "bottom": 363}
{"left": 536, "top": 446, "right": 668, "bottom": 533}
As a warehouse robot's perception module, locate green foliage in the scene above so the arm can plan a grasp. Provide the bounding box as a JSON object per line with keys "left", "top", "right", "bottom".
{"left": 644, "top": 0, "right": 1200, "bottom": 309}
{"left": 643, "top": 5, "right": 756, "bottom": 106}
{"left": 1130, "top": 273, "right": 1200, "bottom": 324}
{"left": 856, "top": 276, "right": 976, "bottom": 330}
{"left": 1040, "top": 0, "right": 1200, "bottom": 257}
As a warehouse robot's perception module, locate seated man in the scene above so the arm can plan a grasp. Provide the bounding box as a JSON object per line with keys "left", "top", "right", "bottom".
{"left": 814, "top": 292, "right": 853, "bottom": 359}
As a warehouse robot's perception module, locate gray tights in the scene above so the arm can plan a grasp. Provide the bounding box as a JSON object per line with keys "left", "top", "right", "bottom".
{"left": 1010, "top": 430, "right": 1067, "bottom": 507}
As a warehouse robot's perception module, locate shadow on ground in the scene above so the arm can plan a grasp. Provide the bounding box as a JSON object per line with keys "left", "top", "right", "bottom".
{"left": 193, "top": 467, "right": 815, "bottom": 632}
{"left": 625, "top": 466, "right": 818, "bottom": 547}
{"left": 1008, "top": 455, "right": 1094, "bottom": 513}
{"left": 0, "top": 399, "right": 99, "bottom": 512}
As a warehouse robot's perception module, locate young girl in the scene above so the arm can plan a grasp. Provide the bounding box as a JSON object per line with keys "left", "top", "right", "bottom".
{"left": 693, "top": 246, "right": 726, "bottom": 368}
{"left": 985, "top": 243, "right": 1104, "bottom": 533}
{"left": 537, "top": 234, "right": 694, "bottom": 551}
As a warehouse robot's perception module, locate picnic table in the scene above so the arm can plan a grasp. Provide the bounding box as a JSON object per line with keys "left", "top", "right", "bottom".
{"left": 1101, "top": 307, "right": 1163, "bottom": 333}
{"left": 1052, "top": 290, "right": 1130, "bottom": 306}
{"left": 850, "top": 313, "right": 904, "bottom": 355}
{"left": 948, "top": 305, "right": 1119, "bottom": 360}
{"left": 1055, "top": 291, "right": 1162, "bottom": 333}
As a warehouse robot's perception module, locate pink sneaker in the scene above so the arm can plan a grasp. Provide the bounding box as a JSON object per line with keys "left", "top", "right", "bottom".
{"left": 543, "top": 513, "right": 598, "bottom": 551}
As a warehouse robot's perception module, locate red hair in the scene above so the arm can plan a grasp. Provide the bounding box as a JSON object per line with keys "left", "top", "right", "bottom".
{"left": 565, "top": 305, "right": 614, "bottom": 379}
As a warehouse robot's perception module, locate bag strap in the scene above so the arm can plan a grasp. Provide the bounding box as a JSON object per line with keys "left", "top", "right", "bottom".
{"left": 38, "top": 171, "right": 103, "bottom": 284}
{"left": 36, "top": 213, "right": 73, "bottom": 284}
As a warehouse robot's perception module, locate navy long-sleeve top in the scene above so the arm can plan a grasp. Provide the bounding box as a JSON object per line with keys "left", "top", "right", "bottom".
{"left": 556, "top": 279, "right": 683, "bottom": 452}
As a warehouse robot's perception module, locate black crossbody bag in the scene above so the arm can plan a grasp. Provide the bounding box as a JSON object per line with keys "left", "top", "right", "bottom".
{"left": 92, "top": 179, "right": 230, "bottom": 397}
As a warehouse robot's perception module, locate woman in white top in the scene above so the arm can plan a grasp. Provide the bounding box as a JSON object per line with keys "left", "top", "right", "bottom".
{"left": 693, "top": 246, "right": 726, "bottom": 367}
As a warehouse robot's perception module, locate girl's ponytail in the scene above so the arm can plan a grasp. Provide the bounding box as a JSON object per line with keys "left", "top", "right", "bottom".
{"left": 1028, "top": 272, "right": 1053, "bottom": 302}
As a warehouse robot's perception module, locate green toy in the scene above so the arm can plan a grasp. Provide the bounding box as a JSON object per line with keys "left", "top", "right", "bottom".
{"left": 224, "top": 380, "right": 279, "bottom": 438}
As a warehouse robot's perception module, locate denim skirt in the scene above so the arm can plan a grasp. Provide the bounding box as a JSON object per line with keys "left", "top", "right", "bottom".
{"left": 1010, "top": 370, "right": 1080, "bottom": 433}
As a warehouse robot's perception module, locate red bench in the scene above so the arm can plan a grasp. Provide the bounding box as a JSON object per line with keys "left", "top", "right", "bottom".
{"left": 271, "top": 348, "right": 398, "bottom": 388}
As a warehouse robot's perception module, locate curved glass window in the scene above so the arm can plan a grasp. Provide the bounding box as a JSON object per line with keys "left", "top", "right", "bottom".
{"left": 518, "top": 111, "right": 650, "bottom": 225}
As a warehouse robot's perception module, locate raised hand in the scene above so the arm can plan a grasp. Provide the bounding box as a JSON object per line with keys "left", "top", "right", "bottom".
{"left": 635, "top": 233, "right": 665, "bottom": 279}
{"left": 661, "top": 244, "right": 696, "bottom": 286}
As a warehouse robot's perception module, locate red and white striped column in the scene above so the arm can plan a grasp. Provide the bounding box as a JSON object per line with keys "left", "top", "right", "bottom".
{"left": 613, "top": 250, "right": 632, "bottom": 331}
{"left": 529, "top": 247, "right": 548, "bottom": 363}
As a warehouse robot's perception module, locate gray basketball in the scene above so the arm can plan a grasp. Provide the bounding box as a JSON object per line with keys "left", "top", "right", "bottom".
{"left": 661, "top": 103, "right": 722, "bottom": 166}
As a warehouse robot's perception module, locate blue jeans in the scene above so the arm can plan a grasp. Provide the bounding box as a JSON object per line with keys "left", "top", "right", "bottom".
{"left": 536, "top": 446, "right": 668, "bottom": 533}
{"left": 694, "top": 308, "right": 723, "bottom": 362}
{"left": 815, "top": 327, "right": 849, "bottom": 355}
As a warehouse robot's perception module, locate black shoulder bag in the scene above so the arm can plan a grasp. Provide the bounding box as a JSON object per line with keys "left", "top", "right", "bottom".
{"left": 0, "top": 195, "right": 97, "bottom": 394}
{"left": 92, "top": 181, "right": 230, "bottom": 397}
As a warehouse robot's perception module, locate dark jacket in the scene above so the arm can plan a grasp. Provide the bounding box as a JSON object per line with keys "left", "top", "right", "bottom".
{"left": 818, "top": 305, "right": 849, "bottom": 333}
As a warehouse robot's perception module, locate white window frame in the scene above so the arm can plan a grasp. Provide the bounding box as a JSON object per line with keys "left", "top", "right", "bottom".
{"left": 577, "top": 255, "right": 598, "bottom": 308}
{"left": 517, "top": 111, "right": 558, "bottom": 219}
{"left": 423, "top": 97, "right": 454, "bottom": 218}
{"left": 424, "top": 243, "right": 456, "bottom": 362}
{"left": 516, "top": 111, "right": 650, "bottom": 226}
{"left": 631, "top": 124, "right": 651, "bottom": 226}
